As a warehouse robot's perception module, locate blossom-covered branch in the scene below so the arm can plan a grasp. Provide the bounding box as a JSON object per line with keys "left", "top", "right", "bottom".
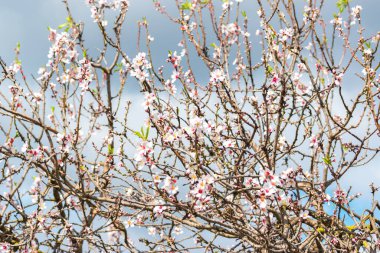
{"left": 0, "top": 0, "right": 379, "bottom": 252}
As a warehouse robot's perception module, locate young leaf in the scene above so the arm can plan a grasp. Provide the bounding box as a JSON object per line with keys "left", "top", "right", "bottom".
{"left": 336, "top": 0, "right": 350, "bottom": 13}
{"left": 134, "top": 131, "right": 143, "bottom": 139}
{"left": 140, "top": 127, "right": 145, "bottom": 138}
{"left": 322, "top": 156, "right": 332, "bottom": 166}
{"left": 58, "top": 23, "right": 68, "bottom": 30}
{"left": 266, "top": 65, "right": 273, "bottom": 74}
{"left": 181, "top": 1, "right": 192, "bottom": 10}
{"left": 316, "top": 227, "right": 325, "bottom": 233}
{"left": 108, "top": 144, "right": 114, "bottom": 155}
{"left": 145, "top": 126, "right": 150, "bottom": 140}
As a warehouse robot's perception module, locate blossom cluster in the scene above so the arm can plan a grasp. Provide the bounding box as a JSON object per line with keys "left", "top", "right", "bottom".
{"left": 188, "top": 175, "right": 215, "bottom": 212}
{"left": 125, "top": 52, "right": 152, "bottom": 82}
{"left": 87, "top": 0, "right": 130, "bottom": 26}
{"left": 134, "top": 141, "right": 154, "bottom": 169}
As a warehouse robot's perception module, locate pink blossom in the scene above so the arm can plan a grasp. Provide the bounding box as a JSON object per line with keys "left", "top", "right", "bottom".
{"left": 153, "top": 202, "right": 167, "bottom": 216}
{"left": 210, "top": 69, "right": 226, "bottom": 85}
{"left": 309, "top": 135, "right": 319, "bottom": 149}
{"left": 142, "top": 92, "right": 156, "bottom": 110}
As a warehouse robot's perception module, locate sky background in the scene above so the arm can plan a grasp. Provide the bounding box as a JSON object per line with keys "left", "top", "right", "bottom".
{"left": 0, "top": 0, "right": 379, "bottom": 224}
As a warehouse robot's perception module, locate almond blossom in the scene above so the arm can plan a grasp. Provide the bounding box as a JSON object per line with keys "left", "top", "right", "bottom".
{"left": 0, "top": 0, "right": 379, "bottom": 252}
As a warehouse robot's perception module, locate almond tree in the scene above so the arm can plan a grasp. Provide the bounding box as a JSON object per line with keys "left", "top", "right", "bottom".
{"left": 0, "top": 0, "right": 380, "bottom": 252}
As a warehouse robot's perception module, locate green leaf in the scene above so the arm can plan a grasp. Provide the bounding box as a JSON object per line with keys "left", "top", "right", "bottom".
{"left": 51, "top": 106, "right": 55, "bottom": 113}
{"left": 266, "top": 65, "right": 273, "bottom": 74}
{"left": 241, "top": 11, "right": 247, "bottom": 18}
{"left": 134, "top": 126, "right": 150, "bottom": 141}
{"left": 322, "top": 155, "right": 332, "bottom": 166}
{"left": 83, "top": 49, "right": 87, "bottom": 58}
{"left": 57, "top": 23, "right": 68, "bottom": 30}
{"left": 114, "top": 62, "right": 123, "bottom": 73}
{"left": 140, "top": 126, "right": 144, "bottom": 137}
{"left": 181, "top": 1, "right": 192, "bottom": 10}
{"left": 134, "top": 131, "right": 143, "bottom": 139}
{"left": 108, "top": 144, "right": 114, "bottom": 155}
{"left": 336, "top": 0, "right": 350, "bottom": 13}
{"left": 210, "top": 43, "right": 217, "bottom": 48}
{"left": 316, "top": 227, "right": 325, "bottom": 233}
{"left": 140, "top": 16, "right": 148, "bottom": 25}
{"left": 58, "top": 16, "right": 73, "bottom": 31}
{"left": 145, "top": 126, "right": 150, "bottom": 140}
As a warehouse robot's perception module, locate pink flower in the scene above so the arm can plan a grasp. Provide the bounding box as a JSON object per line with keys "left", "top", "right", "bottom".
{"left": 167, "top": 51, "right": 183, "bottom": 68}
{"left": 21, "top": 143, "right": 28, "bottom": 152}
{"left": 299, "top": 210, "right": 309, "bottom": 220}
{"left": 0, "top": 243, "right": 10, "bottom": 253}
{"left": 351, "top": 5, "right": 362, "bottom": 20}
{"left": 130, "top": 52, "right": 151, "bottom": 82}
{"left": 142, "top": 92, "right": 156, "bottom": 110}
{"left": 210, "top": 69, "right": 226, "bottom": 85}
{"left": 330, "top": 237, "right": 339, "bottom": 245}
{"left": 8, "top": 62, "right": 21, "bottom": 74}
{"left": 33, "top": 92, "right": 43, "bottom": 104}
{"left": 278, "top": 28, "right": 293, "bottom": 42}
{"left": 334, "top": 188, "right": 347, "bottom": 204}
{"left": 153, "top": 175, "right": 161, "bottom": 184}
{"left": 134, "top": 141, "right": 154, "bottom": 169}
{"left": 124, "top": 218, "right": 135, "bottom": 228}
{"left": 163, "top": 129, "right": 181, "bottom": 143}
{"left": 309, "top": 135, "right": 319, "bottom": 149}
{"left": 173, "top": 225, "right": 183, "bottom": 235}
{"left": 153, "top": 202, "right": 167, "bottom": 216}
{"left": 171, "top": 70, "right": 180, "bottom": 82}
{"left": 257, "top": 197, "right": 267, "bottom": 211}
{"left": 148, "top": 227, "right": 156, "bottom": 235}
{"left": 222, "top": 139, "right": 235, "bottom": 148}
{"left": 271, "top": 74, "right": 280, "bottom": 85}
{"left": 48, "top": 28, "right": 57, "bottom": 42}
{"left": 163, "top": 176, "right": 178, "bottom": 195}
{"left": 333, "top": 72, "right": 344, "bottom": 86}
{"left": 132, "top": 52, "right": 150, "bottom": 69}
{"left": 134, "top": 141, "right": 153, "bottom": 162}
